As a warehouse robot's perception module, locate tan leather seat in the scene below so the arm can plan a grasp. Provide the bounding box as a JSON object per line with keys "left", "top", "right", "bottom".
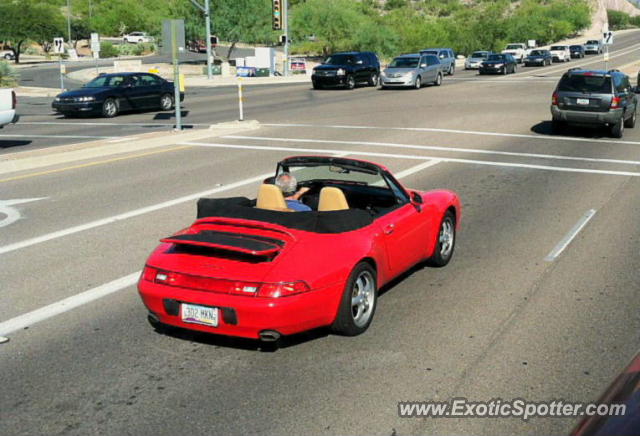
{"left": 318, "top": 187, "right": 349, "bottom": 211}
{"left": 256, "top": 184, "right": 291, "bottom": 211}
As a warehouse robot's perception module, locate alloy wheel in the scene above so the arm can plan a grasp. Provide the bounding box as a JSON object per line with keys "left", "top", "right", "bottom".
{"left": 350, "top": 270, "right": 375, "bottom": 328}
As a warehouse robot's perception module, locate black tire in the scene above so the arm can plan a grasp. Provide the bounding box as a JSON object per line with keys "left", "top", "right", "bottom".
{"left": 414, "top": 75, "right": 421, "bottom": 89}
{"left": 159, "top": 93, "right": 174, "bottom": 111}
{"left": 312, "top": 82, "right": 322, "bottom": 90}
{"left": 434, "top": 73, "right": 442, "bottom": 86}
{"left": 147, "top": 314, "right": 174, "bottom": 334}
{"left": 624, "top": 108, "right": 636, "bottom": 128}
{"left": 368, "top": 73, "right": 379, "bottom": 87}
{"left": 346, "top": 75, "right": 355, "bottom": 90}
{"left": 331, "top": 262, "right": 377, "bottom": 336}
{"left": 611, "top": 118, "right": 625, "bottom": 138}
{"left": 426, "top": 210, "right": 456, "bottom": 267}
{"left": 448, "top": 64, "right": 455, "bottom": 76}
{"left": 503, "top": 67, "right": 507, "bottom": 75}
{"left": 101, "top": 98, "right": 118, "bottom": 118}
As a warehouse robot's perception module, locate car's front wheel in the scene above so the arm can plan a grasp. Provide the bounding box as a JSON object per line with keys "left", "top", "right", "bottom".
{"left": 346, "top": 75, "right": 355, "bottom": 90}
{"left": 368, "top": 73, "right": 379, "bottom": 87}
{"left": 101, "top": 98, "right": 118, "bottom": 118}
{"left": 312, "top": 82, "right": 322, "bottom": 90}
{"left": 427, "top": 210, "right": 456, "bottom": 267}
{"left": 159, "top": 93, "right": 174, "bottom": 111}
{"left": 331, "top": 262, "right": 377, "bottom": 336}
{"left": 414, "top": 75, "right": 421, "bottom": 89}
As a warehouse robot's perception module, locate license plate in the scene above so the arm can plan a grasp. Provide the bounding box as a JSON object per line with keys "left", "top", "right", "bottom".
{"left": 181, "top": 303, "right": 219, "bottom": 327}
{"left": 576, "top": 98, "right": 590, "bottom": 105}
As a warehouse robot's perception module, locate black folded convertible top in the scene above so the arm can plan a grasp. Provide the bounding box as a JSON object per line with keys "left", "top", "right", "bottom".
{"left": 196, "top": 197, "right": 374, "bottom": 234}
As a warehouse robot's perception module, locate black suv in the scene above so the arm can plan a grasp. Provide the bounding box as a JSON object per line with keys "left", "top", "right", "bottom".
{"left": 551, "top": 69, "right": 638, "bottom": 138}
{"left": 312, "top": 52, "right": 380, "bottom": 90}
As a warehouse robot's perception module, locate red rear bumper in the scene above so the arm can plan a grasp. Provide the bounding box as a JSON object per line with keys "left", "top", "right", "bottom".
{"left": 138, "top": 279, "right": 345, "bottom": 339}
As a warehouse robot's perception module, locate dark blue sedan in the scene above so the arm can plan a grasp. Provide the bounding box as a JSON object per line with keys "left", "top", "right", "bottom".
{"left": 52, "top": 72, "right": 184, "bottom": 118}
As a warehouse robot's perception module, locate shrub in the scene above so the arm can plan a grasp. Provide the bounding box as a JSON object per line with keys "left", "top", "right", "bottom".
{"left": 0, "top": 61, "right": 19, "bottom": 87}
{"left": 100, "top": 41, "right": 119, "bottom": 58}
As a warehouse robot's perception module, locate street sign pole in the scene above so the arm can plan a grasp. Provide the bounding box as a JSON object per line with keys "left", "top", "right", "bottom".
{"left": 59, "top": 56, "right": 64, "bottom": 91}
{"left": 171, "top": 21, "right": 182, "bottom": 131}
{"left": 283, "top": 0, "right": 289, "bottom": 77}
{"left": 54, "top": 37, "right": 65, "bottom": 91}
{"left": 205, "top": 0, "right": 213, "bottom": 79}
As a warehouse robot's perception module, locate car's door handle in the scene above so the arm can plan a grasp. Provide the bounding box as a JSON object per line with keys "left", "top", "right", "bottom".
{"left": 384, "top": 224, "right": 395, "bottom": 235}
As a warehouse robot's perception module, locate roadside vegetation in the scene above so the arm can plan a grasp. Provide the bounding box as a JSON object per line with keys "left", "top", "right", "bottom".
{"left": 0, "top": 0, "right": 592, "bottom": 63}
{"left": 0, "top": 61, "right": 19, "bottom": 87}
{"left": 607, "top": 9, "right": 640, "bottom": 30}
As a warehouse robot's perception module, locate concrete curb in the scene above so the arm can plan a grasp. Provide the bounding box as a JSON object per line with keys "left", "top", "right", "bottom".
{"left": 0, "top": 120, "right": 260, "bottom": 175}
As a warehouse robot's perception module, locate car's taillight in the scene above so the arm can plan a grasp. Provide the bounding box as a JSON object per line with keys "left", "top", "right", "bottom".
{"left": 258, "top": 281, "right": 311, "bottom": 298}
{"left": 611, "top": 97, "right": 621, "bottom": 109}
{"left": 552, "top": 92, "right": 559, "bottom": 106}
{"left": 141, "top": 266, "right": 310, "bottom": 298}
{"left": 11, "top": 90, "right": 16, "bottom": 110}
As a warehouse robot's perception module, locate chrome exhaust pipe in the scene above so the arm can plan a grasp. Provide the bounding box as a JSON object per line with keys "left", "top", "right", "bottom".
{"left": 259, "top": 330, "right": 281, "bottom": 342}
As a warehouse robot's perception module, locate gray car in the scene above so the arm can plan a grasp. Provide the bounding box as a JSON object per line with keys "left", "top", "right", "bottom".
{"left": 584, "top": 39, "right": 603, "bottom": 55}
{"left": 551, "top": 69, "right": 637, "bottom": 138}
{"left": 420, "top": 48, "right": 456, "bottom": 75}
{"left": 465, "top": 51, "right": 492, "bottom": 70}
{"left": 380, "top": 54, "right": 443, "bottom": 89}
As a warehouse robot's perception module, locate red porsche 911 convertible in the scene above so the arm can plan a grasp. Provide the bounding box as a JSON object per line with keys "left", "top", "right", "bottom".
{"left": 138, "top": 156, "right": 461, "bottom": 342}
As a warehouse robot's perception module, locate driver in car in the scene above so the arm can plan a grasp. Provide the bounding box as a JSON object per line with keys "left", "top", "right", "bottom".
{"left": 275, "top": 173, "right": 312, "bottom": 211}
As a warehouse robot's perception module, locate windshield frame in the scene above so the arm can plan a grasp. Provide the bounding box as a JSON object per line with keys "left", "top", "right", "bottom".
{"left": 84, "top": 75, "right": 127, "bottom": 88}
{"left": 388, "top": 57, "right": 420, "bottom": 68}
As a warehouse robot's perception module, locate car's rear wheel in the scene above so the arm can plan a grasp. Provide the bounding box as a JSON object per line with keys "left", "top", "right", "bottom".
{"left": 427, "top": 210, "right": 456, "bottom": 267}
{"left": 434, "top": 73, "right": 442, "bottom": 86}
{"left": 448, "top": 64, "right": 455, "bottom": 76}
{"left": 159, "top": 93, "right": 174, "bottom": 111}
{"left": 346, "top": 75, "right": 355, "bottom": 90}
{"left": 101, "top": 98, "right": 118, "bottom": 118}
{"left": 414, "top": 75, "right": 421, "bottom": 89}
{"left": 368, "top": 73, "right": 379, "bottom": 87}
{"left": 611, "top": 118, "right": 625, "bottom": 138}
{"left": 624, "top": 108, "right": 636, "bottom": 128}
{"left": 331, "top": 262, "right": 377, "bottom": 336}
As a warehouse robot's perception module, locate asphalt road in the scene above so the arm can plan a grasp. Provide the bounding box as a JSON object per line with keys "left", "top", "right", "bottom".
{"left": 2, "top": 31, "right": 640, "bottom": 436}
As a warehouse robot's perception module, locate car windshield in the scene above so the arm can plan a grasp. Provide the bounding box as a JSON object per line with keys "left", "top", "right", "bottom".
{"left": 278, "top": 162, "right": 386, "bottom": 187}
{"left": 324, "top": 54, "right": 355, "bottom": 65}
{"left": 550, "top": 46, "right": 565, "bottom": 50}
{"left": 529, "top": 50, "right": 545, "bottom": 56}
{"left": 471, "top": 52, "right": 488, "bottom": 58}
{"left": 488, "top": 54, "right": 506, "bottom": 61}
{"left": 388, "top": 57, "right": 419, "bottom": 68}
{"left": 84, "top": 75, "right": 126, "bottom": 88}
{"left": 558, "top": 75, "right": 612, "bottom": 94}
{"left": 505, "top": 45, "right": 522, "bottom": 50}
{"left": 421, "top": 50, "right": 437, "bottom": 55}
{"left": 586, "top": 40, "right": 599, "bottom": 44}
{"left": 570, "top": 45, "right": 582, "bottom": 49}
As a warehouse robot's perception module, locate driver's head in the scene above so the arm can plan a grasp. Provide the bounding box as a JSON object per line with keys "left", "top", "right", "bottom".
{"left": 275, "top": 172, "right": 297, "bottom": 197}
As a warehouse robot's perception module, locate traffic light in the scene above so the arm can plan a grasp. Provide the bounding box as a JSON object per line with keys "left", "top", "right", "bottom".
{"left": 279, "top": 34, "right": 287, "bottom": 45}
{"left": 210, "top": 35, "right": 218, "bottom": 46}
{"left": 272, "top": 0, "right": 282, "bottom": 30}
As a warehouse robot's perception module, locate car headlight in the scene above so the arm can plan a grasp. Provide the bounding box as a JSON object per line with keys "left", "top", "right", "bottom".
{"left": 74, "top": 96, "right": 95, "bottom": 102}
{"left": 54, "top": 97, "right": 61, "bottom": 102}
{"left": 495, "top": 63, "right": 504, "bottom": 68}
{"left": 336, "top": 68, "right": 346, "bottom": 76}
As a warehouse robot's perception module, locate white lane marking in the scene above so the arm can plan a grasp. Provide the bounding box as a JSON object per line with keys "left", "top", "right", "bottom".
{"left": 0, "top": 134, "right": 116, "bottom": 139}
{"left": 446, "top": 78, "right": 558, "bottom": 83}
{"left": 0, "top": 272, "right": 141, "bottom": 337}
{"left": 107, "top": 137, "right": 137, "bottom": 143}
{"left": 0, "top": 197, "right": 48, "bottom": 228}
{"left": 544, "top": 209, "right": 597, "bottom": 261}
{"left": 0, "top": 158, "right": 438, "bottom": 338}
{"left": 261, "top": 123, "right": 640, "bottom": 147}
{"left": 224, "top": 135, "right": 640, "bottom": 167}
{"left": 0, "top": 174, "right": 271, "bottom": 256}
{"left": 17, "top": 121, "right": 208, "bottom": 127}
{"left": 183, "top": 142, "right": 640, "bottom": 177}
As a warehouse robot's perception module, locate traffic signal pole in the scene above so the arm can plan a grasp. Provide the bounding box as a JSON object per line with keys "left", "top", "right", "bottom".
{"left": 205, "top": 0, "right": 212, "bottom": 79}
{"left": 284, "top": 0, "right": 289, "bottom": 77}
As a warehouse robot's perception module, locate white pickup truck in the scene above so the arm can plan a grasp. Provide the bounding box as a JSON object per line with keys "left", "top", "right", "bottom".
{"left": 0, "top": 88, "right": 17, "bottom": 128}
{"left": 501, "top": 43, "right": 528, "bottom": 63}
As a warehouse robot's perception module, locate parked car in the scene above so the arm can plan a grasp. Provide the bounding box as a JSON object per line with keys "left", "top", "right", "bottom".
{"left": 419, "top": 48, "right": 456, "bottom": 75}
{"left": 380, "top": 53, "right": 443, "bottom": 89}
{"left": 123, "top": 32, "right": 152, "bottom": 44}
{"left": 138, "top": 156, "right": 461, "bottom": 342}
{"left": 464, "top": 51, "right": 492, "bottom": 70}
{"left": 570, "top": 45, "right": 585, "bottom": 59}
{"left": 584, "top": 39, "right": 603, "bottom": 55}
{"left": 524, "top": 49, "right": 552, "bottom": 67}
{"left": 551, "top": 69, "right": 637, "bottom": 138}
{"left": 479, "top": 54, "right": 518, "bottom": 75}
{"left": 187, "top": 39, "right": 206, "bottom": 53}
{"left": 0, "top": 50, "right": 14, "bottom": 60}
{"left": 501, "top": 43, "right": 527, "bottom": 63}
{"left": 0, "top": 88, "right": 17, "bottom": 128}
{"left": 550, "top": 45, "right": 571, "bottom": 62}
{"left": 52, "top": 72, "right": 183, "bottom": 118}
{"left": 311, "top": 51, "right": 380, "bottom": 90}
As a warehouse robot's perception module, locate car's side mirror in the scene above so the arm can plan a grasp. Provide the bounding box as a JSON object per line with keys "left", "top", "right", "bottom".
{"left": 420, "top": 63, "right": 427, "bottom": 68}
{"left": 411, "top": 191, "right": 423, "bottom": 204}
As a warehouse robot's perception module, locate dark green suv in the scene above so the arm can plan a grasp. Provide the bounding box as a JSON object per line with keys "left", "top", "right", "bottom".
{"left": 551, "top": 69, "right": 638, "bottom": 138}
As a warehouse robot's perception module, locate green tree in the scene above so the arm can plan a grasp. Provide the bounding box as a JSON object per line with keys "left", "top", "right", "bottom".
{"left": 0, "top": 0, "right": 66, "bottom": 63}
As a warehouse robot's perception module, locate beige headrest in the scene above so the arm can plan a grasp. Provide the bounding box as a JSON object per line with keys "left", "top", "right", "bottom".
{"left": 318, "top": 187, "right": 349, "bottom": 211}
{"left": 256, "top": 184, "right": 288, "bottom": 211}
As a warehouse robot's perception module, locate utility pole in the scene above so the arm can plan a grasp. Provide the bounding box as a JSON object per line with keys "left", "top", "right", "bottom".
{"left": 283, "top": 0, "right": 289, "bottom": 76}
{"left": 171, "top": 21, "right": 182, "bottom": 131}
{"left": 67, "top": 0, "right": 72, "bottom": 45}
{"left": 190, "top": 0, "right": 213, "bottom": 79}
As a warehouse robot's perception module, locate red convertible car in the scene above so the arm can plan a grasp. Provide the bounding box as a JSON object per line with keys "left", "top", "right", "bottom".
{"left": 138, "top": 156, "right": 461, "bottom": 342}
